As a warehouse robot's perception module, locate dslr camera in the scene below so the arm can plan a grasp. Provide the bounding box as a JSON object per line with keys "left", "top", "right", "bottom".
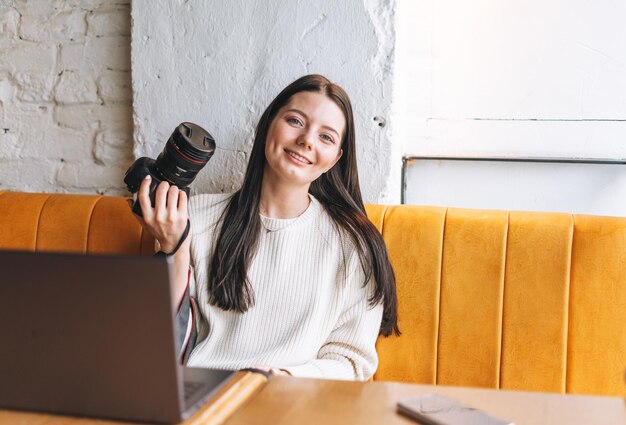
{"left": 124, "top": 122, "right": 215, "bottom": 217}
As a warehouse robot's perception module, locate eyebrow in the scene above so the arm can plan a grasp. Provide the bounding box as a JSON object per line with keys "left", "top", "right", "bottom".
{"left": 285, "top": 108, "right": 341, "bottom": 138}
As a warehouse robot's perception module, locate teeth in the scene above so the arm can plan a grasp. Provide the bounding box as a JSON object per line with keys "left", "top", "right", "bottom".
{"left": 287, "top": 151, "right": 311, "bottom": 164}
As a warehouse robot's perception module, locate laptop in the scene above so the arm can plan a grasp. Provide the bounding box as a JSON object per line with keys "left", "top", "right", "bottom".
{"left": 0, "top": 250, "right": 235, "bottom": 423}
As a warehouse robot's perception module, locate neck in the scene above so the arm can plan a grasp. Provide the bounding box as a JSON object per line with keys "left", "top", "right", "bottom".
{"left": 259, "top": 177, "right": 311, "bottom": 219}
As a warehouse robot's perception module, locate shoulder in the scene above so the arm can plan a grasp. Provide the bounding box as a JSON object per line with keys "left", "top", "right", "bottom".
{"left": 311, "top": 195, "right": 360, "bottom": 250}
{"left": 312, "top": 196, "right": 375, "bottom": 286}
{"left": 189, "top": 193, "right": 232, "bottom": 217}
{"left": 311, "top": 195, "right": 365, "bottom": 275}
{"left": 188, "top": 193, "right": 233, "bottom": 238}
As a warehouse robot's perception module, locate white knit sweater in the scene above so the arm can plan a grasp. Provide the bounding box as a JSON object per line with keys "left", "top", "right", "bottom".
{"left": 184, "top": 193, "right": 383, "bottom": 380}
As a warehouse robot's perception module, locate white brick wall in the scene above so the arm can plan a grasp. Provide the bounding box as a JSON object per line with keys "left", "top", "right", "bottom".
{"left": 0, "top": 0, "right": 133, "bottom": 195}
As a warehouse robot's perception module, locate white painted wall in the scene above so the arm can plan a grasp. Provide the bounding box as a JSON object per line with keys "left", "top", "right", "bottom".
{"left": 396, "top": 0, "right": 626, "bottom": 216}
{"left": 0, "top": 0, "right": 133, "bottom": 195}
{"left": 131, "top": 0, "right": 399, "bottom": 204}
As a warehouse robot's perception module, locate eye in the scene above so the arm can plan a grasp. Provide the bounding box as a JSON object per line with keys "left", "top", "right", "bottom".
{"left": 286, "top": 116, "right": 303, "bottom": 126}
{"left": 320, "top": 133, "right": 335, "bottom": 144}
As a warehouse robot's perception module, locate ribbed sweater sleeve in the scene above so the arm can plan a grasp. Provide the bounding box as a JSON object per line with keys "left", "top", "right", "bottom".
{"left": 279, "top": 251, "right": 383, "bottom": 380}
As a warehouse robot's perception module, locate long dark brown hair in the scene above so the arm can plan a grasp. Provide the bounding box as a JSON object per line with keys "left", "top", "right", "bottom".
{"left": 207, "top": 74, "right": 399, "bottom": 336}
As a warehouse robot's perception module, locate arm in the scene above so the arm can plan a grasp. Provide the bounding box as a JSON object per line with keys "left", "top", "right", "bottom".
{"left": 134, "top": 175, "right": 190, "bottom": 308}
{"left": 132, "top": 176, "right": 198, "bottom": 362}
{"left": 280, "top": 257, "right": 384, "bottom": 381}
{"left": 175, "top": 267, "right": 199, "bottom": 363}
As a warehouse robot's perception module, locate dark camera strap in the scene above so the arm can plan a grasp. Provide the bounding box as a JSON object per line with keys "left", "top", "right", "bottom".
{"left": 154, "top": 219, "right": 191, "bottom": 258}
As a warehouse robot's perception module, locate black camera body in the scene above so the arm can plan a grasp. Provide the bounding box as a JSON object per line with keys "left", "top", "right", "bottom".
{"left": 124, "top": 156, "right": 175, "bottom": 217}
{"left": 124, "top": 122, "right": 215, "bottom": 217}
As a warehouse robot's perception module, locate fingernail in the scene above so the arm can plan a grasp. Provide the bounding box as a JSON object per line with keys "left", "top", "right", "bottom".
{"left": 144, "top": 175, "right": 151, "bottom": 180}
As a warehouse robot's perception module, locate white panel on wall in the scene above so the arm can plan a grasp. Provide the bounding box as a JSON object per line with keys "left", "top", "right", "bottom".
{"left": 419, "top": 119, "right": 626, "bottom": 158}
{"left": 405, "top": 159, "right": 626, "bottom": 216}
{"left": 395, "top": 0, "right": 626, "bottom": 214}
{"left": 398, "top": 0, "right": 626, "bottom": 157}
{"left": 430, "top": 1, "right": 626, "bottom": 120}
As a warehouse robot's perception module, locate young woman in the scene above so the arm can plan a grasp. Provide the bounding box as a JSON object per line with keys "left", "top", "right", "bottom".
{"left": 134, "top": 74, "right": 398, "bottom": 380}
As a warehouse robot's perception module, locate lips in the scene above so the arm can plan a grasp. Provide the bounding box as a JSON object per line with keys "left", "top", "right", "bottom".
{"left": 285, "top": 149, "right": 312, "bottom": 165}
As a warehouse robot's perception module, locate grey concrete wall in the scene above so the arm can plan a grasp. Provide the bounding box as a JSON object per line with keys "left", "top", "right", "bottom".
{"left": 131, "top": 0, "right": 398, "bottom": 203}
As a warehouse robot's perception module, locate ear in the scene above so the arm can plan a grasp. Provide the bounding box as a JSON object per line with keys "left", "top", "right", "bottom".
{"left": 326, "top": 149, "right": 343, "bottom": 172}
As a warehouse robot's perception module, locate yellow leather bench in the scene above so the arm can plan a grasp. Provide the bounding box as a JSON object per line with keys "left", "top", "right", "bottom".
{"left": 1, "top": 190, "right": 624, "bottom": 396}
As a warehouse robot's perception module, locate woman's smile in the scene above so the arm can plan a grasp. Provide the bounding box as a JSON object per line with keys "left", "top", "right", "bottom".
{"left": 285, "top": 149, "right": 312, "bottom": 165}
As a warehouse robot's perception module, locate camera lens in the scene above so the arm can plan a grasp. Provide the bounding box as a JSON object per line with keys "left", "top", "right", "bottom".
{"left": 153, "top": 122, "right": 216, "bottom": 186}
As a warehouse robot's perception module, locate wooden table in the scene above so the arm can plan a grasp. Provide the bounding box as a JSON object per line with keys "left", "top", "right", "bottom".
{"left": 226, "top": 378, "right": 625, "bottom": 425}
{"left": 1, "top": 378, "right": 624, "bottom": 425}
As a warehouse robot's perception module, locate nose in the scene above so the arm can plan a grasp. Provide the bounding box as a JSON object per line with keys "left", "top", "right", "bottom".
{"left": 296, "top": 130, "right": 315, "bottom": 150}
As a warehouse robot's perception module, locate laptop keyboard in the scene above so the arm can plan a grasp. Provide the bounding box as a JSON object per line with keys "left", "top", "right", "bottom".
{"left": 184, "top": 381, "right": 205, "bottom": 400}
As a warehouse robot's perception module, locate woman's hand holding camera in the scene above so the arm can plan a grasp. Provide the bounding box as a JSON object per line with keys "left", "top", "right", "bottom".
{"left": 129, "top": 175, "right": 191, "bottom": 309}
{"left": 134, "top": 175, "right": 189, "bottom": 254}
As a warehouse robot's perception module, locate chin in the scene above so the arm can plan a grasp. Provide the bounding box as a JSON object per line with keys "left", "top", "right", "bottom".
{"left": 283, "top": 172, "right": 314, "bottom": 186}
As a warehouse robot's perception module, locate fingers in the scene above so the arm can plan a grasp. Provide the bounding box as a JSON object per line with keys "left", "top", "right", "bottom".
{"left": 137, "top": 175, "right": 154, "bottom": 220}
{"left": 166, "top": 184, "right": 180, "bottom": 216}
{"left": 251, "top": 365, "right": 291, "bottom": 376}
{"left": 135, "top": 177, "right": 189, "bottom": 252}
{"left": 178, "top": 189, "right": 188, "bottom": 217}
{"left": 269, "top": 368, "right": 291, "bottom": 376}
{"left": 252, "top": 365, "right": 272, "bottom": 373}
{"left": 147, "top": 179, "right": 187, "bottom": 223}
{"left": 154, "top": 179, "right": 171, "bottom": 221}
